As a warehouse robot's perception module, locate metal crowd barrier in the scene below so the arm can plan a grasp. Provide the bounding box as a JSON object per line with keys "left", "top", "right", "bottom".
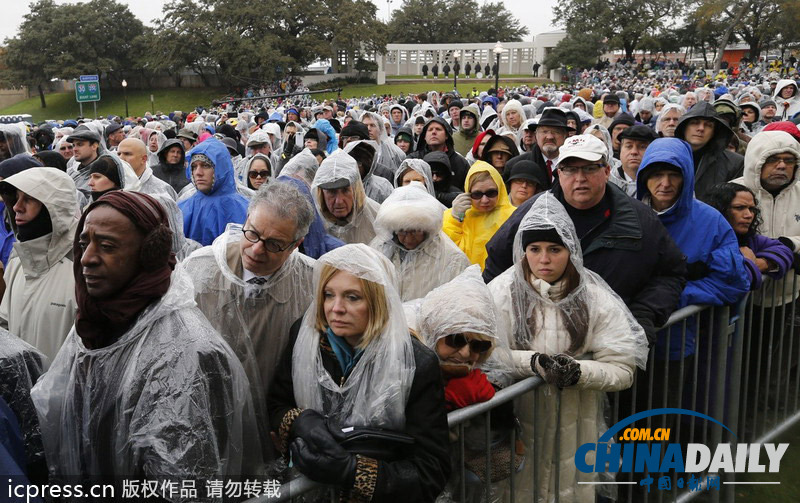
{"left": 248, "top": 272, "right": 800, "bottom": 503}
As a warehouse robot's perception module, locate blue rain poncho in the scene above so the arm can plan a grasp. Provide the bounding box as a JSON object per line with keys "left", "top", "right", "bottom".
{"left": 178, "top": 138, "right": 249, "bottom": 246}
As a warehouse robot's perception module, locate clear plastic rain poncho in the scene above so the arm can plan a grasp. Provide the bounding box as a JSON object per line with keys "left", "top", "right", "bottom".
{"left": 311, "top": 150, "right": 380, "bottom": 245}
{"left": 370, "top": 184, "right": 470, "bottom": 301}
{"left": 360, "top": 111, "right": 406, "bottom": 172}
{"left": 415, "top": 265, "right": 496, "bottom": 344}
{"left": 393, "top": 158, "right": 437, "bottom": 197}
{"left": 0, "top": 330, "right": 46, "bottom": 474}
{"left": 486, "top": 193, "right": 649, "bottom": 503}
{"left": 144, "top": 129, "right": 167, "bottom": 167}
{"left": 277, "top": 148, "right": 318, "bottom": 185}
{"left": 0, "top": 124, "right": 31, "bottom": 161}
{"left": 94, "top": 153, "right": 142, "bottom": 194}
{"left": 30, "top": 265, "right": 264, "bottom": 484}
{"left": 182, "top": 223, "right": 316, "bottom": 460}
{"left": 292, "top": 244, "right": 415, "bottom": 430}
{"left": 154, "top": 194, "right": 201, "bottom": 261}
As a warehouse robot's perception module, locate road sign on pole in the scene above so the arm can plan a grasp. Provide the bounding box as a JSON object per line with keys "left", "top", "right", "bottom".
{"left": 75, "top": 77, "right": 100, "bottom": 103}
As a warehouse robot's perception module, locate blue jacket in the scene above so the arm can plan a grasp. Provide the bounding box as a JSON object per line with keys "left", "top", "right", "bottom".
{"left": 313, "top": 119, "right": 339, "bottom": 154}
{"left": 637, "top": 138, "right": 749, "bottom": 359}
{"left": 178, "top": 138, "right": 249, "bottom": 246}
{"left": 0, "top": 397, "right": 38, "bottom": 501}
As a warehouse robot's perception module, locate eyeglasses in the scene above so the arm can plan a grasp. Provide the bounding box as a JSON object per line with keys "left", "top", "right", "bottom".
{"left": 443, "top": 334, "right": 493, "bottom": 354}
{"left": 764, "top": 155, "right": 797, "bottom": 167}
{"left": 248, "top": 170, "right": 270, "bottom": 179}
{"left": 242, "top": 228, "right": 298, "bottom": 253}
{"left": 559, "top": 164, "right": 605, "bottom": 176}
{"left": 469, "top": 189, "right": 499, "bottom": 200}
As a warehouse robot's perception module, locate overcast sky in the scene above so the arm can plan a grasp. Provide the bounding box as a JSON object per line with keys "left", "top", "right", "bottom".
{"left": 1, "top": 0, "right": 560, "bottom": 42}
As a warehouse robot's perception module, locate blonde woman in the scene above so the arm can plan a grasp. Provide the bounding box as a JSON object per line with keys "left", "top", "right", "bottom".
{"left": 268, "top": 244, "right": 450, "bottom": 502}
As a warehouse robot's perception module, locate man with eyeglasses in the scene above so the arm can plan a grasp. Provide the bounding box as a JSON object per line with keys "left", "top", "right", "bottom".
{"left": 183, "top": 180, "right": 316, "bottom": 460}
{"left": 508, "top": 108, "right": 574, "bottom": 189}
{"left": 732, "top": 131, "right": 800, "bottom": 308}
{"left": 485, "top": 134, "right": 686, "bottom": 346}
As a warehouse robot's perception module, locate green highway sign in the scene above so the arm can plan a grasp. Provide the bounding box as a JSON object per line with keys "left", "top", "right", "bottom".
{"left": 75, "top": 80, "right": 100, "bottom": 103}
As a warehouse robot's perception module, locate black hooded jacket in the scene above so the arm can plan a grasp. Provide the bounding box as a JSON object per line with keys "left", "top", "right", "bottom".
{"left": 675, "top": 101, "right": 744, "bottom": 202}
{"left": 483, "top": 182, "right": 686, "bottom": 344}
{"left": 423, "top": 150, "right": 462, "bottom": 207}
{"left": 408, "top": 117, "right": 470, "bottom": 189}
{"left": 151, "top": 139, "right": 189, "bottom": 193}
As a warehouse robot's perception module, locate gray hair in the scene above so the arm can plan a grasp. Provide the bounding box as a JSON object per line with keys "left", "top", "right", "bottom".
{"left": 248, "top": 180, "right": 315, "bottom": 241}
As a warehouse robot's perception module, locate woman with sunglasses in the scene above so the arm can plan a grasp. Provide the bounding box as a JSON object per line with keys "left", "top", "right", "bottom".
{"left": 411, "top": 266, "right": 522, "bottom": 500}
{"left": 443, "top": 161, "right": 515, "bottom": 271}
{"left": 268, "top": 244, "right": 450, "bottom": 502}
{"left": 245, "top": 153, "right": 271, "bottom": 191}
{"left": 487, "top": 193, "right": 648, "bottom": 502}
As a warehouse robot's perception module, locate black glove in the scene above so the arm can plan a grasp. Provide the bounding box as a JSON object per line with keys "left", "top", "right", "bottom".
{"left": 776, "top": 237, "right": 800, "bottom": 273}
{"left": 289, "top": 426, "right": 357, "bottom": 487}
{"left": 285, "top": 132, "right": 296, "bottom": 151}
{"left": 686, "top": 261, "right": 710, "bottom": 281}
{"left": 290, "top": 409, "right": 327, "bottom": 442}
{"left": 777, "top": 236, "right": 795, "bottom": 253}
{"left": 530, "top": 352, "right": 556, "bottom": 379}
{"left": 551, "top": 353, "right": 582, "bottom": 388}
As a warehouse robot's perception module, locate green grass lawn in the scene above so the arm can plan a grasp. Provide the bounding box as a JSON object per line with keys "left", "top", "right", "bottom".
{"left": 2, "top": 79, "right": 551, "bottom": 122}
{"left": 386, "top": 73, "right": 542, "bottom": 79}
{"left": 0, "top": 87, "right": 227, "bottom": 122}
{"left": 315, "top": 80, "right": 548, "bottom": 100}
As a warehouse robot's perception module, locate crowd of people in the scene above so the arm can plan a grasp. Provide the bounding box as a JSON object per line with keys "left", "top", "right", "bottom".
{"left": 0, "top": 63, "right": 799, "bottom": 502}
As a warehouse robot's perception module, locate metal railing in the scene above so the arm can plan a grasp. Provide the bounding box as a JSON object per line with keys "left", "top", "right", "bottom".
{"left": 249, "top": 272, "right": 800, "bottom": 503}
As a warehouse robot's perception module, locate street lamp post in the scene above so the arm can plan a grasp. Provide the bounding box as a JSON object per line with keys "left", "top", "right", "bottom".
{"left": 453, "top": 50, "right": 460, "bottom": 93}
{"left": 122, "top": 79, "right": 129, "bottom": 118}
{"left": 493, "top": 41, "right": 504, "bottom": 95}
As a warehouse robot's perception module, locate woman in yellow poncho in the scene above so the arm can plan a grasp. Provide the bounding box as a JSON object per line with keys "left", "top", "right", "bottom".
{"left": 443, "top": 161, "right": 515, "bottom": 270}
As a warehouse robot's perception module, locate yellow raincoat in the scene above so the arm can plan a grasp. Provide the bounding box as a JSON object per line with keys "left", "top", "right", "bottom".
{"left": 443, "top": 161, "right": 515, "bottom": 270}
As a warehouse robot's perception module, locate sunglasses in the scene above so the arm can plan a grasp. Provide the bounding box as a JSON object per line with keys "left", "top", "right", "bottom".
{"left": 443, "top": 334, "right": 493, "bottom": 354}
{"left": 469, "top": 189, "right": 499, "bottom": 200}
{"left": 248, "top": 170, "right": 270, "bottom": 179}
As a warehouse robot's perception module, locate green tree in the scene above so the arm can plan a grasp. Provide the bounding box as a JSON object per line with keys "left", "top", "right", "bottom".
{"left": 0, "top": 0, "right": 60, "bottom": 108}
{"left": 1, "top": 0, "right": 147, "bottom": 108}
{"left": 387, "top": 0, "right": 528, "bottom": 44}
{"left": 543, "top": 32, "right": 605, "bottom": 71}
{"left": 553, "top": 0, "right": 677, "bottom": 59}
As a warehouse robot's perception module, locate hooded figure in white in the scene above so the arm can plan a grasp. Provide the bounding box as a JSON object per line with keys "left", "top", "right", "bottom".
{"left": 389, "top": 104, "right": 409, "bottom": 137}
{"left": 0, "top": 168, "right": 79, "bottom": 361}
{"left": 393, "top": 158, "right": 438, "bottom": 197}
{"left": 370, "top": 184, "right": 470, "bottom": 301}
{"left": 342, "top": 139, "right": 394, "bottom": 203}
{"left": 487, "top": 193, "right": 648, "bottom": 503}
{"left": 311, "top": 150, "right": 381, "bottom": 245}
{"left": 731, "top": 131, "right": 800, "bottom": 307}
{"left": 235, "top": 129, "right": 281, "bottom": 183}
{"left": 773, "top": 79, "right": 800, "bottom": 120}
{"left": 360, "top": 111, "right": 407, "bottom": 174}
{"left": 496, "top": 99, "right": 526, "bottom": 140}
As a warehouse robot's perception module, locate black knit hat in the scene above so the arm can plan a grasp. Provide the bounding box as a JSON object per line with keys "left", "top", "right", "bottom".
{"left": 521, "top": 228, "right": 564, "bottom": 248}
{"left": 88, "top": 156, "right": 121, "bottom": 188}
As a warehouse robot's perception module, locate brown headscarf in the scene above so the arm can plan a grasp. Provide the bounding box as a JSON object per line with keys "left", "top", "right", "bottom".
{"left": 73, "top": 191, "right": 176, "bottom": 349}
